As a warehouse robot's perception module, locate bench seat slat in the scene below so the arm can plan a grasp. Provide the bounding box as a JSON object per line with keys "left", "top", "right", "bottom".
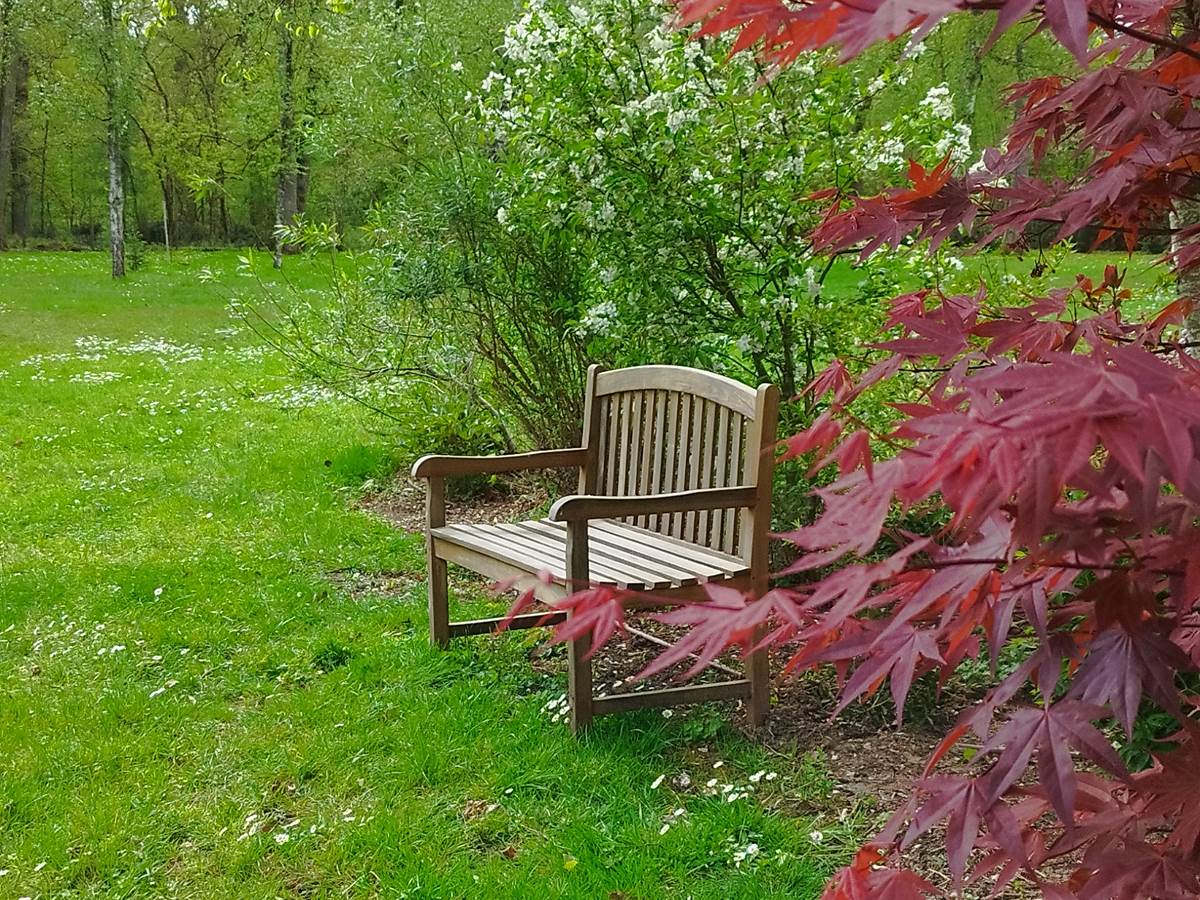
{"left": 517, "top": 520, "right": 703, "bottom": 585}
{"left": 437, "top": 522, "right": 655, "bottom": 589}
{"left": 590, "top": 519, "right": 749, "bottom": 573}
{"left": 435, "top": 522, "right": 579, "bottom": 580}
{"left": 436, "top": 523, "right": 572, "bottom": 575}
{"left": 520, "top": 520, "right": 715, "bottom": 585}
{"left": 495, "top": 521, "right": 670, "bottom": 589}
{"left": 537, "top": 519, "right": 745, "bottom": 579}
{"left": 568, "top": 521, "right": 730, "bottom": 581}
{"left": 431, "top": 518, "right": 747, "bottom": 591}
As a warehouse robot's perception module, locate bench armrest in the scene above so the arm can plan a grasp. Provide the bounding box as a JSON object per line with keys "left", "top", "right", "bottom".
{"left": 548, "top": 486, "right": 758, "bottom": 522}
{"left": 412, "top": 448, "right": 587, "bottom": 479}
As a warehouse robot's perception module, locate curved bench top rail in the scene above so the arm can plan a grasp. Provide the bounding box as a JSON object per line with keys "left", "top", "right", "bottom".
{"left": 593, "top": 365, "right": 761, "bottom": 419}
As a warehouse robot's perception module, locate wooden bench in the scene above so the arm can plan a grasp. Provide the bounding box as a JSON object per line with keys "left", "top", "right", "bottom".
{"left": 411, "top": 364, "right": 778, "bottom": 732}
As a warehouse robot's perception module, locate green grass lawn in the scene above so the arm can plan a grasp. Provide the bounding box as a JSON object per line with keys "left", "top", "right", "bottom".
{"left": 823, "top": 246, "right": 1173, "bottom": 317}
{"left": 0, "top": 250, "right": 861, "bottom": 898}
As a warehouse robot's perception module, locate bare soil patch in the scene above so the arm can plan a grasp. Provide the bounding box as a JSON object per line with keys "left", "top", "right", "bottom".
{"left": 356, "top": 473, "right": 550, "bottom": 533}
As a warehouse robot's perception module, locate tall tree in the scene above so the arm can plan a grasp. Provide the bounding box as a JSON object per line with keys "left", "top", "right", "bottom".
{"left": 273, "top": 0, "right": 298, "bottom": 269}
{"left": 272, "top": 20, "right": 295, "bottom": 268}
{"left": 10, "top": 48, "right": 29, "bottom": 241}
{"left": 0, "top": 0, "right": 15, "bottom": 247}
{"left": 97, "top": 0, "right": 125, "bottom": 277}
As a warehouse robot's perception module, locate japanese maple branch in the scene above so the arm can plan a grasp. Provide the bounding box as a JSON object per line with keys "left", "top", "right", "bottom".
{"left": 1086, "top": 11, "right": 1200, "bottom": 62}
{"left": 900, "top": 557, "right": 1184, "bottom": 576}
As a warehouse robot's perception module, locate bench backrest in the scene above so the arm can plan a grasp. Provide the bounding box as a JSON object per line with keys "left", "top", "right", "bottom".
{"left": 578, "top": 365, "right": 778, "bottom": 564}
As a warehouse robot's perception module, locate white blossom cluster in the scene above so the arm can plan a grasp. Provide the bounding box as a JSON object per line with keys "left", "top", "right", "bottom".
{"left": 468, "top": 0, "right": 973, "bottom": 377}
{"left": 864, "top": 82, "right": 973, "bottom": 172}
{"left": 919, "top": 82, "right": 955, "bottom": 119}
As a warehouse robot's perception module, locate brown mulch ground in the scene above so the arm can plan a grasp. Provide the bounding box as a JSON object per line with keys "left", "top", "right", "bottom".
{"left": 351, "top": 473, "right": 1040, "bottom": 897}
{"left": 355, "top": 474, "right": 551, "bottom": 533}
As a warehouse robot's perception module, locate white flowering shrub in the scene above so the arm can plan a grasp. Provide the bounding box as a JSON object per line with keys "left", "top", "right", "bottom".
{"left": 476, "top": 0, "right": 970, "bottom": 397}
{"left": 277, "top": 0, "right": 977, "bottom": 475}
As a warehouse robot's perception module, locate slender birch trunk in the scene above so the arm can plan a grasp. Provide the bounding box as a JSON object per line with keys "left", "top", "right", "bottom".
{"left": 273, "top": 10, "right": 297, "bottom": 269}
{"left": 100, "top": 0, "right": 124, "bottom": 277}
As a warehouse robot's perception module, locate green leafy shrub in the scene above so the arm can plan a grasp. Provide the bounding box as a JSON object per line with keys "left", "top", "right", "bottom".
{"left": 478, "top": 0, "right": 974, "bottom": 401}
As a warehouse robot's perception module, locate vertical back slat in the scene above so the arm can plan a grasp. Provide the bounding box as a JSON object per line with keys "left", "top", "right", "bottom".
{"left": 603, "top": 395, "right": 619, "bottom": 494}
{"left": 683, "top": 398, "right": 706, "bottom": 543}
{"left": 636, "top": 390, "right": 657, "bottom": 527}
{"left": 623, "top": 391, "right": 644, "bottom": 516}
{"left": 656, "top": 391, "right": 680, "bottom": 534}
{"left": 691, "top": 403, "right": 705, "bottom": 547}
{"left": 723, "top": 412, "right": 743, "bottom": 554}
{"left": 614, "top": 391, "right": 631, "bottom": 498}
{"left": 711, "top": 405, "right": 731, "bottom": 552}
{"left": 647, "top": 390, "right": 668, "bottom": 530}
{"left": 592, "top": 392, "right": 610, "bottom": 493}
{"left": 671, "top": 393, "right": 693, "bottom": 538}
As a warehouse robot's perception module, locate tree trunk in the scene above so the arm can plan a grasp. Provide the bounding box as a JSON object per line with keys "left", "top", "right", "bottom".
{"left": 100, "top": 0, "right": 125, "bottom": 277}
{"left": 273, "top": 13, "right": 297, "bottom": 269}
{"left": 10, "top": 50, "right": 28, "bottom": 242}
{"left": 158, "top": 172, "right": 172, "bottom": 248}
{"left": 296, "top": 154, "right": 309, "bottom": 216}
{"left": 36, "top": 115, "right": 47, "bottom": 235}
{"left": 0, "top": 47, "right": 16, "bottom": 248}
{"left": 107, "top": 120, "right": 125, "bottom": 276}
{"left": 217, "top": 162, "right": 229, "bottom": 240}
{"left": 295, "top": 54, "right": 315, "bottom": 218}
{"left": 125, "top": 154, "right": 139, "bottom": 232}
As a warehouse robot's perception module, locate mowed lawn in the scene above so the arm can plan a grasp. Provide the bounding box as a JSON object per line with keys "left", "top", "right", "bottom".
{"left": 0, "top": 251, "right": 858, "bottom": 899}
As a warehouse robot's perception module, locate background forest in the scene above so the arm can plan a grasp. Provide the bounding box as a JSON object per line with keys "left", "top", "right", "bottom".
{"left": 0, "top": 2, "right": 1053, "bottom": 250}
{"left": 0, "top": 0, "right": 1164, "bottom": 506}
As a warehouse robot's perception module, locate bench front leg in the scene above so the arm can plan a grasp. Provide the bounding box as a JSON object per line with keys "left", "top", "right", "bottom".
{"left": 565, "top": 519, "right": 593, "bottom": 733}
{"left": 746, "top": 578, "right": 770, "bottom": 727}
{"left": 426, "top": 475, "right": 450, "bottom": 648}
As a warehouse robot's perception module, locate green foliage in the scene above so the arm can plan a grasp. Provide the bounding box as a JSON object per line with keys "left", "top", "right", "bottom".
{"left": 364, "top": 168, "right": 593, "bottom": 451}
{"left": 0, "top": 249, "right": 866, "bottom": 897}
{"left": 859, "top": 14, "right": 1072, "bottom": 163}
{"left": 1118, "top": 704, "right": 1181, "bottom": 772}
{"left": 125, "top": 219, "right": 147, "bottom": 271}
{"left": 476, "top": 0, "right": 974, "bottom": 399}
{"left": 274, "top": 0, "right": 1003, "bottom": 472}
{"left": 6, "top": 0, "right": 1077, "bottom": 267}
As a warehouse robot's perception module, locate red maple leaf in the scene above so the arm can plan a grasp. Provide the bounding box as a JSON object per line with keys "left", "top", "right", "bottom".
{"left": 1077, "top": 839, "right": 1200, "bottom": 900}
{"left": 821, "top": 846, "right": 937, "bottom": 899}
{"left": 1133, "top": 733, "right": 1200, "bottom": 855}
{"left": 974, "top": 701, "right": 1127, "bottom": 827}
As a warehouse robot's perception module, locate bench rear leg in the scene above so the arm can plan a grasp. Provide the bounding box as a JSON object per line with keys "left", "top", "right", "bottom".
{"left": 746, "top": 570, "right": 770, "bottom": 727}
{"left": 746, "top": 625, "right": 769, "bottom": 727}
{"left": 428, "top": 554, "right": 450, "bottom": 648}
